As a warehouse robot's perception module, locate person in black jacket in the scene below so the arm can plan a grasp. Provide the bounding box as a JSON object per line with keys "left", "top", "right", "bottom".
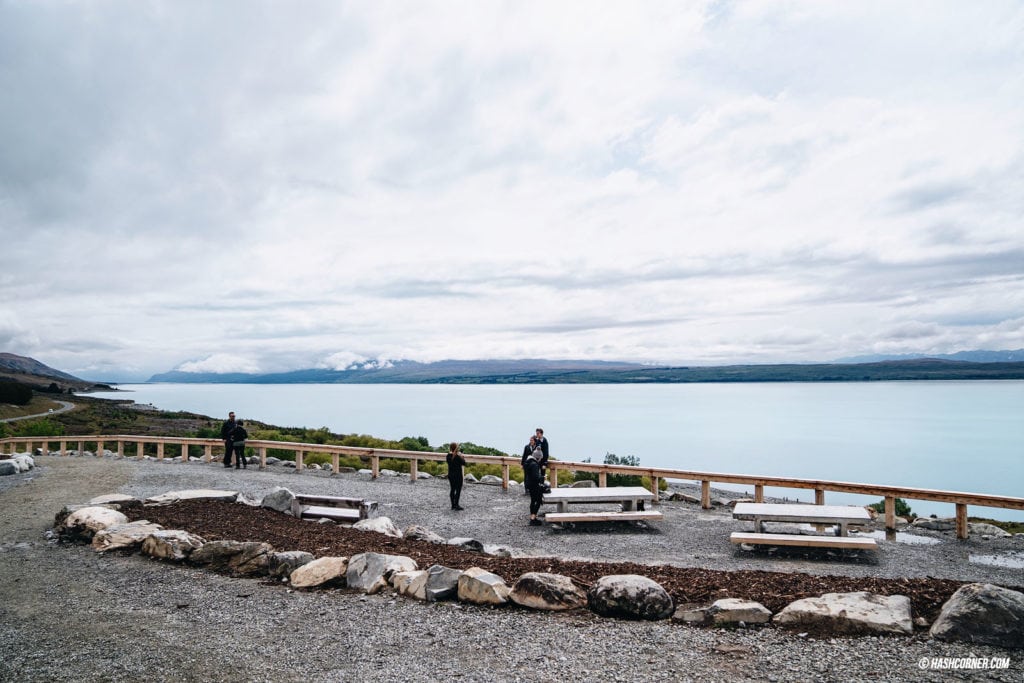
{"left": 446, "top": 442, "right": 466, "bottom": 510}
{"left": 231, "top": 420, "right": 248, "bottom": 469}
{"left": 524, "top": 447, "right": 545, "bottom": 526}
{"left": 220, "top": 411, "right": 236, "bottom": 468}
{"left": 534, "top": 428, "right": 550, "bottom": 479}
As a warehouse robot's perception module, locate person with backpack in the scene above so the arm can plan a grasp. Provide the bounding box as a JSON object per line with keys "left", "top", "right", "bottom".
{"left": 524, "top": 445, "right": 545, "bottom": 526}
{"left": 446, "top": 442, "right": 466, "bottom": 510}
{"left": 231, "top": 420, "right": 248, "bottom": 469}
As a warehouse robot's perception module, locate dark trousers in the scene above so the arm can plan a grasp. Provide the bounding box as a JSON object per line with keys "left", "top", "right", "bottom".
{"left": 233, "top": 444, "right": 246, "bottom": 468}
{"left": 449, "top": 478, "right": 463, "bottom": 508}
{"left": 223, "top": 441, "right": 233, "bottom": 467}
{"left": 528, "top": 485, "right": 543, "bottom": 515}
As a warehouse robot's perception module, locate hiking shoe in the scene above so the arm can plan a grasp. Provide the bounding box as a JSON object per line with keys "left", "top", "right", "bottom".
{"left": 529, "top": 519, "right": 542, "bottom": 526}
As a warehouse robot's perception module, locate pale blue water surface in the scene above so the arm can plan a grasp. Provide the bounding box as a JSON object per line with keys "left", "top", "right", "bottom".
{"left": 95, "top": 381, "right": 1024, "bottom": 522}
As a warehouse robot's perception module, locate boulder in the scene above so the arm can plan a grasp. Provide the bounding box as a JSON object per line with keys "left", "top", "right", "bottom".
{"left": 290, "top": 556, "right": 348, "bottom": 588}
{"left": 392, "top": 570, "right": 429, "bottom": 600}
{"left": 87, "top": 494, "right": 142, "bottom": 509}
{"left": 189, "top": 540, "right": 275, "bottom": 576}
{"left": 379, "top": 468, "right": 399, "bottom": 477}
{"left": 415, "top": 471, "right": 432, "bottom": 479}
{"left": 457, "top": 567, "right": 510, "bottom": 605}
{"left": 912, "top": 517, "right": 955, "bottom": 532}
{"left": 709, "top": 598, "right": 772, "bottom": 625}
{"left": 403, "top": 525, "right": 446, "bottom": 544}
{"left": 141, "top": 530, "right": 206, "bottom": 562}
{"left": 968, "top": 522, "right": 1011, "bottom": 538}
{"left": 774, "top": 592, "right": 912, "bottom": 635}
{"left": 346, "top": 552, "right": 418, "bottom": 594}
{"left": 0, "top": 461, "right": 16, "bottom": 476}
{"left": 260, "top": 487, "right": 296, "bottom": 514}
{"left": 424, "top": 564, "right": 463, "bottom": 602}
{"left": 671, "top": 604, "right": 711, "bottom": 624}
{"left": 929, "top": 583, "right": 1024, "bottom": 649}
{"left": 483, "top": 544, "right": 513, "bottom": 558}
{"left": 59, "top": 506, "right": 130, "bottom": 541}
{"left": 91, "top": 521, "right": 163, "bottom": 552}
{"left": 587, "top": 574, "right": 674, "bottom": 621}
{"left": 463, "top": 473, "right": 479, "bottom": 483}
{"left": 447, "top": 537, "right": 484, "bottom": 552}
{"left": 479, "top": 475, "right": 503, "bottom": 486}
{"left": 510, "top": 572, "right": 587, "bottom": 611}
{"left": 11, "top": 454, "right": 34, "bottom": 472}
{"left": 268, "top": 550, "right": 315, "bottom": 578}
{"left": 146, "top": 489, "right": 238, "bottom": 505}
{"left": 667, "top": 492, "right": 700, "bottom": 504}
{"left": 352, "top": 516, "right": 402, "bottom": 538}
{"left": 570, "top": 480, "right": 596, "bottom": 488}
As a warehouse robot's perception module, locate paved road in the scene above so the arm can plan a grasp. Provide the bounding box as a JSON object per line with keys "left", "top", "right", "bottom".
{"left": 0, "top": 400, "right": 74, "bottom": 423}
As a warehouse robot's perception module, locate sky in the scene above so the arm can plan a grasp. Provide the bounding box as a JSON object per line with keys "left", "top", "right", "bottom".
{"left": 1, "top": 1, "right": 1023, "bottom": 382}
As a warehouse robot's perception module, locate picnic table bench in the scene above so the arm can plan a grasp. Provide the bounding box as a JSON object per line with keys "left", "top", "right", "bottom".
{"left": 542, "top": 486, "right": 663, "bottom": 525}
{"left": 730, "top": 502, "right": 876, "bottom": 550}
{"left": 291, "top": 494, "right": 378, "bottom": 524}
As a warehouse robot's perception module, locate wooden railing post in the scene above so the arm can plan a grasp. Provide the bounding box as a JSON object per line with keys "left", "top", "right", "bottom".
{"left": 549, "top": 465, "right": 558, "bottom": 489}
{"left": 332, "top": 452, "right": 339, "bottom": 475}
{"left": 884, "top": 496, "right": 896, "bottom": 531}
{"left": 60, "top": 440, "right": 67, "bottom": 456}
{"left": 409, "top": 457, "right": 418, "bottom": 482}
{"left": 371, "top": 454, "right": 379, "bottom": 479}
{"left": 97, "top": 441, "right": 104, "bottom": 458}
{"left": 651, "top": 475, "right": 660, "bottom": 503}
{"left": 502, "top": 463, "right": 509, "bottom": 490}
{"left": 815, "top": 489, "right": 825, "bottom": 505}
{"left": 117, "top": 440, "right": 124, "bottom": 458}
{"left": 956, "top": 503, "right": 968, "bottom": 540}
{"left": 296, "top": 450, "right": 304, "bottom": 472}
{"left": 598, "top": 471, "right": 607, "bottom": 488}
{"left": 754, "top": 484, "right": 764, "bottom": 503}
{"left": 78, "top": 440, "right": 84, "bottom": 456}
{"left": 204, "top": 444, "right": 212, "bottom": 463}
{"left": 137, "top": 441, "right": 145, "bottom": 459}
{"left": 701, "top": 480, "right": 711, "bottom": 509}
{"left": 157, "top": 442, "right": 164, "bottom": 461}
{"left": 259, "top": 446, "right": 267, "bottom": 470}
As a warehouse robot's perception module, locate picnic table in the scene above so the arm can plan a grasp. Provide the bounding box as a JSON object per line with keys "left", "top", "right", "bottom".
{"left": 542, "top": 486, "right": 663, "bottom": 524}
{"left": 730, "top": 502, "right": 877, "bottom": 551}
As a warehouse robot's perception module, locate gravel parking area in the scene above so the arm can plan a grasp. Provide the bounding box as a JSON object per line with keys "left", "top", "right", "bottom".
{"left": 1, "top": 455, "right": 1020, "bottom": 682}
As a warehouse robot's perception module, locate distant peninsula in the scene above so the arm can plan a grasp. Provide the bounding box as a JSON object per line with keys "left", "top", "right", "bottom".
{"left": 147, "top": 356, "right": 1024, "bottom": 384}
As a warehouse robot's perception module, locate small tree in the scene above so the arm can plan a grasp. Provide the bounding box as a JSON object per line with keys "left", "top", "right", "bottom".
{"left": 868, "top": 497, "right": 914, "bottom": 518}
{"left": 604, "top": 452, "right": 643, "bottom": 487}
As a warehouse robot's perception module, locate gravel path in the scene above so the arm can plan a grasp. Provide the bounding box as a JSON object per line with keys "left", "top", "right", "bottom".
{"left": 1, "top": 455, "right": 1020, "bottom": 682}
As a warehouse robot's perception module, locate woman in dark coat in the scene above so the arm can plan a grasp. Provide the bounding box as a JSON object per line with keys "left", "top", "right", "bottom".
{"left": 524, "top": 447, "right": 544, "bottom": 526}
{"left": 446, "top": 442, "right": 466, "bottom": 510}
{"left": 231, "top": 420, "right": 248, "bottom": 469}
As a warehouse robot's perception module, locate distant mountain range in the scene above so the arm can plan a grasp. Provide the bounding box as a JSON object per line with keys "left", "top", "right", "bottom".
{"left": 147, "top": 354, "right": 1024, "bottom": 384}
{"left": 835, "top": 349, "right": 1024, "bottom": 363}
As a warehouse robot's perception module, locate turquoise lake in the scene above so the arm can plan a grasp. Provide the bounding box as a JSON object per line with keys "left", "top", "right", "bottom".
{"left": 96, "top": 381, "right": 1024, "bottom": 522}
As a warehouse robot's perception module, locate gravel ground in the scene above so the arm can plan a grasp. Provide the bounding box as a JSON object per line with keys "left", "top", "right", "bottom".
{"left": 0, "top": 455, "right": 1020, "bottom": 682}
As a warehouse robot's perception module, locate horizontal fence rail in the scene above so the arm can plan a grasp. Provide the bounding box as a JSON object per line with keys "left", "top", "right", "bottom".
{"left": 3, "top": 434, "right": 1022, "bottom": 540}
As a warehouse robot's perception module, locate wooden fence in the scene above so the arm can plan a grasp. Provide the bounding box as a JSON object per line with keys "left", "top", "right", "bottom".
{"left": 3, "top": 434, "right": 1022, "bottom": 540}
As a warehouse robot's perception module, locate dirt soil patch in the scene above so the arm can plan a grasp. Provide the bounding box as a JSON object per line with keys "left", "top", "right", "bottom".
{"left": 131, "top": 499, "right": 971, "bottom": 623}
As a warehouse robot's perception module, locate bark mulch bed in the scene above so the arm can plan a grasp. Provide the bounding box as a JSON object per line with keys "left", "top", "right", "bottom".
{"left": 130, "top": 499, "right": 969, "bottom": 623}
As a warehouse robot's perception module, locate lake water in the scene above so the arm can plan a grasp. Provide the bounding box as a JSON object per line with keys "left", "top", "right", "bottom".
{"left": 94, "top": 381, "right": 1024, "bottom": 522}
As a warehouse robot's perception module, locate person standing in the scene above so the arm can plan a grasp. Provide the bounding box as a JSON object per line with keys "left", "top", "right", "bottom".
{"left": 524, "top": 446, "right": 545, "bottom": 526}
{"left": 231, "top": 420, "right": 248, "bottom": 469}
{"left": 534, "top": 428, "right": 549, "bottom": 480}
{"left": 446, "top": 442, "right": 466, "bottom": 510}
{"left": 220, "top": 411, "right": 237, "bottom": 468}
{"left": 521, "top": 435, "right": 538, "bottom": 496}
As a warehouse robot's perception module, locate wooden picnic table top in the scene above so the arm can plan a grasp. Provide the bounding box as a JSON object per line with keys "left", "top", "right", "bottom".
{"left": 732, "top": 502, "right": 871, "bottom": 523}
{"left": 542, "top": 486, "right": 654, "bottom": 504}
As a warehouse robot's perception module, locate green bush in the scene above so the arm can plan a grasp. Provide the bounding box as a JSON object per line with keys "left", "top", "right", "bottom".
{"left": 0, "top": 381, "right": 32, "bottom": 405}
{"left": 14, "top": 419, "right": 64, "bottom": 437}
{"left": 868, "top": 497, "right": 914, "bottom": 518}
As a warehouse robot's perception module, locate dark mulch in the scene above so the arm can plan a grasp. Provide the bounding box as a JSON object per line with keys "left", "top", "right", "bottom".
{"left": 130, "top": 499, "right": 968, "bottom": 623}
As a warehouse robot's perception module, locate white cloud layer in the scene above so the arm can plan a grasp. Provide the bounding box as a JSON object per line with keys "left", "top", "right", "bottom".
{"left": 1, "top": 1, "right": 1022, "bottom": 380}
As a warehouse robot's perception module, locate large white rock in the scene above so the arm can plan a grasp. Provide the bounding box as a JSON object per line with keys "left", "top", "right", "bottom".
{"left": 60, "top": 506, "right": 130, "bottom": 540}
{"left": 458, "top": 567, "right": 510, "bottom": 605}
{"left": 146, "top": 489, "right": 238, "bottom": 505}
{"left": 189, "top": 540, "right": 275, "bottom": 576}
{"left": 260, "top": 487, "right": 296, "bottom": 514}
{"left": 88, "top": 493, "right": 140, "bottom": 507}
{"left": 510, "top": 572, "right": 588, "bottom": 611}
{"left": 930, "top": 583, "right": 1024, "bottom": 649}
{"left": 346, "top": 552, "right": 418, "bottom": 594}
{"left": 141, "top": 530, "right": 206, "bottom": 562}
{"left": 479, "top": 475, "right": 503, "bottom": 486}
{"left": 709, "top": 598, "right": 772, "bottom": 625}
{"left": 11, "top": 454, "right": 34, "bottom": 472}
{"left": 91, "top": 521, "right": 163, "bottom": 552}
{"left": 587, "top": 574, "right": 674, "bottom": 621}
{"left": 290, "top": 556, "right": 348, "bottom": 588}
{"left": 968, "top": 522, "right": 1012, "bottom": 538}
{"left": 774, "top": 592, "right": 913, "bottom": 635}
{"left": 391, "top": 566, "right": 462, "bottom": 602}
{"left": 392, "top": 570, "right": 429, "bottom": 600}
{"left": 352, "top": 516, "right": 402, "bottom": 538}
{"left": 403, "top": 525, "right": 446, "bottom": 544}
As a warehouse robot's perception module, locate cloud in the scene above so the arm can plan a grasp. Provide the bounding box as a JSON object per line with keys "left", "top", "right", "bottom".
{"left": 176, "top": 354, "right": 262, "bottom": 374}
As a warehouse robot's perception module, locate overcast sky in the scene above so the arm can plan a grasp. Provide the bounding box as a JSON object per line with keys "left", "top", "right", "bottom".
{"left": 2, "top": 1, "right": 1022, "bottom": 381}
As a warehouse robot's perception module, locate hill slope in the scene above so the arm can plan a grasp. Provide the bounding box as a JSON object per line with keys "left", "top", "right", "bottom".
{"left": 0, "top": 352, "right": 89, "bottom": 388}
